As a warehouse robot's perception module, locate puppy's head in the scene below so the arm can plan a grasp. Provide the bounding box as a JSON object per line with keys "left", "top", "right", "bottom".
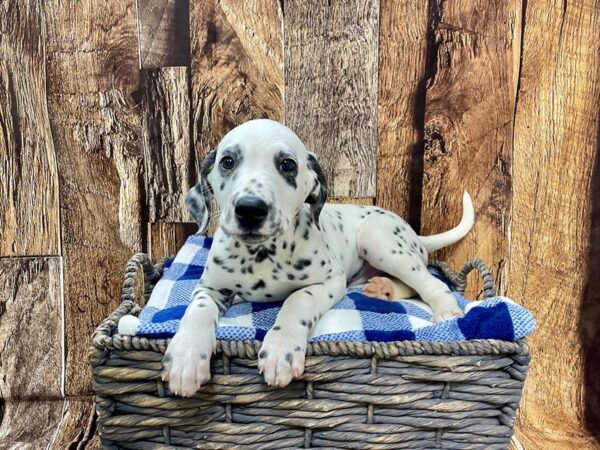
{"left": 187, "top": 119, "right": 327, "bottom": 244}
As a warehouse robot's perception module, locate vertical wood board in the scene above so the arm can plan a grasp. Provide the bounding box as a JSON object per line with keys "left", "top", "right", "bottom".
{"left": 285, "top": 0, "right": 379, "bottom": 198}
{"left": 45, "top": 0, "right": 142, "bottom": 395}
{"left": 508, "top": 0, "right": 600, "bottom": 446}
{"left": 142, "top": 67, "right": 193, "bottom": 222}
{"left": 0, "top": 257, "right": 63, "bottom": 400}
{"left": 0, "top": 0, "right": 60, "bottom": 257}
{"left": 376, "top": 0, "right": 428, "bottom": 226}
{"left": 190, "top": 0, "right": 284, "bottom": 163}
{"left": 420, "top": 0, "right": 518, "bottom": 298}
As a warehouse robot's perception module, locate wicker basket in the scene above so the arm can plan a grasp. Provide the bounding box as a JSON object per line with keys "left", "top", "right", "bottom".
{"left": 90, "top": 254, "right": 530, "bottom": 449}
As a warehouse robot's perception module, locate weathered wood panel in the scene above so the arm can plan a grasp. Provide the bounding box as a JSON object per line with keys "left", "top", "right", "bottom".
{"left": 190, "top": 0, "right": 284, "bottom": 162}
{"left": 47, "top": 398, "right": 98, "bottom": 449}
{"left": 136, "top": 0, "right": 191, "bottom": 68}
{"left": 376, "top": 0, "right": 428, "bottom": 226}
{"left": 285, "top": 0, "right": 379, "bottom": 198}
{"left": 0, "top": 399, "right": 97, "bottom": 450}
{"left": 142, "top": 67, "right": 193, "bottom": 222}
{"left": 149, "top": 222, "right": 197, "bottom": 260}
{"left": 508, "top": 1, "right": 600, "bottom": 448}
{"left": 0, "top": 0, "right": 60, "bottom": 257}
{"left": 45, "top": 0, "right": 142, "bottom": 395}
{"left": 0, "top": 401, "right": 65, "bottom": 449}
{"left": 420, "top": 0, "right": 518, "bottom": 298}
{"left": 0, "top": 257, "right": 62, "bottom": 399}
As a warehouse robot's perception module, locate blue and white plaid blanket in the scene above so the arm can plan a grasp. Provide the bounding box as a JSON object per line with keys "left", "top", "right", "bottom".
{"left": 117, "top": 235, "right": 536, "bottom": 342}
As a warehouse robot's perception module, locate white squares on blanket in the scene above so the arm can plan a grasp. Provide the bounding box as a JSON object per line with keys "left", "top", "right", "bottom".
{"left": 310, "top": 309, "right": 363, "bottom": 338}
{"left": 174, "top": 244, "right": 199, "bottom": 265}
{"left": 407, "top": 315, "right": 432, "bottom": 330}
{"left": 147, "top": 279, "right": 175, "bottom": 310}
{"left": 219, "top": 313, "right": 254, "bottom": 328}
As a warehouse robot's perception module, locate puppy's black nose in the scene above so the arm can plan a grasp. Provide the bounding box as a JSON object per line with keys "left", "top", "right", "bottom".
{"left": 235, "top": 196, "right": 269, "bottom": 230}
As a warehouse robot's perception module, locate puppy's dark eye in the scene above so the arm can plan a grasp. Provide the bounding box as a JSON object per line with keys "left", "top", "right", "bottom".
{"left": 280, "top": 158, "right": 297, "bottom": 172}
{"left": 220, "top": 156, "right": 235, "bottom": 170}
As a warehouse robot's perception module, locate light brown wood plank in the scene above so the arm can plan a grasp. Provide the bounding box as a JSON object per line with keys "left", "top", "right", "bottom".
{"left": 376, "top": 0, "right": 428, "bottom": 226}
{"left": 0, "top": 1, "right": 60, "bottom": 257}
{"left": 420, "top": 0, "right": 519, "bottom": 298}
{"left": 136, "top": 0, "right": 190, "bottom": 68}
{"left": 190, "top": 0, "right": 283, "bottom": 162}
{"left": 0, "top": 400, "right": 65, "bottom": 449}
{"left": 47, "top": 398, "right": 98, "bottom": 450}
{"left": 284, "top": 0, "right": 379, "bottom": 198}
{"left": 0, "top": 257, "right": 62, "bottom": 400}
{"left": 0, "top": 398, "right": 98, "bottom": 450}
{"left": 149, "top": 222, "right": 197, "bottom": 261}
{"left": 508, "top": 0, "right": 600, "bottom": 445}
{"left": 142, "top": 67, "right": 194, "bottom": 222}
{"left": 45, "top": 0, "right": 142, "bottom": 395}
{"left": 329, "top": 197, "right": 374, "bottom": 206}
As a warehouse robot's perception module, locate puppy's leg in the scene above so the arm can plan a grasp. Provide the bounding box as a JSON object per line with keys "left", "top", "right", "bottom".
{"left": 162, "top": 287, "right": 221, "bottom": 397}
{"left": 357, "top": 214, "right": 463, "bottom": 322}
{"left": 258, "top": 275, "right": 346, "bottom": 387}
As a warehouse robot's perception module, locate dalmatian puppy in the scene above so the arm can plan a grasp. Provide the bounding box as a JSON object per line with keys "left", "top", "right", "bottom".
{"left": 162, "top": 119, "right": 474, "bottom": 396}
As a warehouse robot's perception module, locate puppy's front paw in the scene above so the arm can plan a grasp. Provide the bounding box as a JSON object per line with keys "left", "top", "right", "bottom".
{"left": 363, "top": 276, "right": 395, "bottom": 300}
{"left": 429, "top": 291, "right": 464, "bottom": 323}
{"left": 162, "top": 331, "right": 216, "bottom": 397}
{"left": 258, "top": 327, "right": 307, "bottom": 387}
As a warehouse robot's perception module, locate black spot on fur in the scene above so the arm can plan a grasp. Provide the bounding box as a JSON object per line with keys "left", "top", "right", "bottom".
{"left": 197, "top": 303, "right": 206, "bottom": 308}
{"left": 328, "top": 293, "right": 334, "bottom": 299}
{"left": 287, "top": 273, "right": 295, "bottom": 280}
{"left": 294, "top": 346, "right": 302, "bottom": 352}
{"left": 282, "top": 241, "right": 287, "bottom": 249}
{"left": 273, "top": 326, "right": 281, "bottom": 331}
{"left": 255, "top": 247, "right": 269, "bottom": 263}
{"left": 291, "top": 242, "right": 296, "bottom": 253}
{"left": 300, "top": 319, "right": 309, "bottom": 327}
{"left": 293, "top": 258, "right": 312, "bottom": 270}
{"left": 200, "top": 353, "right": 207, "bottom": 360}
{"left": 305, "top": 290, "right": 313, "bottom": 296}
{"left": 285, "top": 352, "right": 292, "bottom": 364}
{"left": 299, "top": 274, "right": 309, "bottom": 280}
{"left": 235, "top": 283, "right": 242, "bottom": 288}
{"left": 213, "top": 256, "right": 223, "bottom": 265}
{"left": 252, "top": 279, "right": 266, "bottom": 290}
{"left": 303, "top": 229, "right": 310, "bottom": 240}
{"left": 259, "top": 350, "right": 267, "bottom": 359}
{"left": 320, "top": 260, "right": 326, "bottom": 266}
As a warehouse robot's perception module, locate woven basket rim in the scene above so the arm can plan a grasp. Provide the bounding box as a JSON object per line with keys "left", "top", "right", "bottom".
{"left": 91, "top": 295, "right": 530, "bottom": 366}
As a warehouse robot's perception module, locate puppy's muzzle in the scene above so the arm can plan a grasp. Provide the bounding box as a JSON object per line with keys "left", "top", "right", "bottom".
{"left": 235, "top": 196, "right": 269, "bottom": 231}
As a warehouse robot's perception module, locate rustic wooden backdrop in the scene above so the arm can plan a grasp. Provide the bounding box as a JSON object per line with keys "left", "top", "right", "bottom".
{"left": 0, "top": 0, "right": 598, "bottom": 448}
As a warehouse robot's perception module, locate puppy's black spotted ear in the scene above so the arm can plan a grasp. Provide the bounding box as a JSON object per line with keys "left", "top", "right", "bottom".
{"left": 305, "top": 152, "right": 328, "bottom": 227}
{"left": 186, "top": 149, "right": 217, "bottom": 234}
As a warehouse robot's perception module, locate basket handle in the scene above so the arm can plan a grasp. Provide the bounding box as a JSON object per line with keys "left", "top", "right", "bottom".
{"left": 121, "top": 253, "right": 165, "bottom": 307}
{"left": 428, "top": 258, "right": 497, "bottom": 298}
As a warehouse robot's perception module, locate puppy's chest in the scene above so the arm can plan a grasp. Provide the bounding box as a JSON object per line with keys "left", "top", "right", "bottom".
{"left": 210, "top": 242, "right": 330, "bottom": 302}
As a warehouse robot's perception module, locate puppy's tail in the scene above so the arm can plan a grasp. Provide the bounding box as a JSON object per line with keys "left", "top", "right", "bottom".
{"left": 419, "top": 191, "right": 475, "bottom": 253}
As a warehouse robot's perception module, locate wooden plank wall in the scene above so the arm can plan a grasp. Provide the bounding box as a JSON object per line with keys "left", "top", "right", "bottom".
{"left": 0, "top": 1, "right": 598, "bottom": 448}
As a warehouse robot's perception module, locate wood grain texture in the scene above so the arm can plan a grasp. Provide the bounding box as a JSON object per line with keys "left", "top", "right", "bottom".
{"left": 376, "top": 0, "right": 428, "bottom": 226}
{"left": 45, "top": 0, "right": 142, "bottom": 395}
{"left": 190, "top": 0, "right": 283, "bottom": 162}
{"left": 0, "top": 399, "right": 97, "bottom": 450}
{"left": 136, "top": 0, "right": 190, "bottom": 68}
{"left": 149, "top": 222, "right": 197, "bottom": 260}
{"left": 47, "top": 398, "right": 98, "bottom": 450}
{"left": 420, "top": 0, "right": 518, "bottom": 298}
{"left": 0, "top": 257, "right": 62, "bottom": 400}
{"left": 0, "top": 0, "right": 60, "bottom": 257}
{"left": 507, "top": 1, "right": 600, "bottom": 447}
{"left": 285, "top": 0, "right": 379, "bottom": 198}
{"left": 0, "top": 401, "right": 65, "bottom": 450}
{"left": 142, "top": 67, "right": 193, "bottom": 222}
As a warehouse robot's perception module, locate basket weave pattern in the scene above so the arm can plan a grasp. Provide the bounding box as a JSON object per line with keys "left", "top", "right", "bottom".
{"left": 90, "top": 254, "right": 530, "bottom": 449}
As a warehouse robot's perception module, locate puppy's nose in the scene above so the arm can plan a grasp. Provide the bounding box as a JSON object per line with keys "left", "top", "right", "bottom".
{"left": 235, "top": 196, "right": 269, "bottom": 230}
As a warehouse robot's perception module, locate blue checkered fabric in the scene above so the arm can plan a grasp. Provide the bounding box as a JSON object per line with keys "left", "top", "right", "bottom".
{"left": 118, "top": 235, "right": 536, "bottom": 342}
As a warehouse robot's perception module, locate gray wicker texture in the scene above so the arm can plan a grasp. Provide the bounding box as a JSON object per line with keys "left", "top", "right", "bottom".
{"left": 90, "top": 254, "right": 530, "bottom": 449}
